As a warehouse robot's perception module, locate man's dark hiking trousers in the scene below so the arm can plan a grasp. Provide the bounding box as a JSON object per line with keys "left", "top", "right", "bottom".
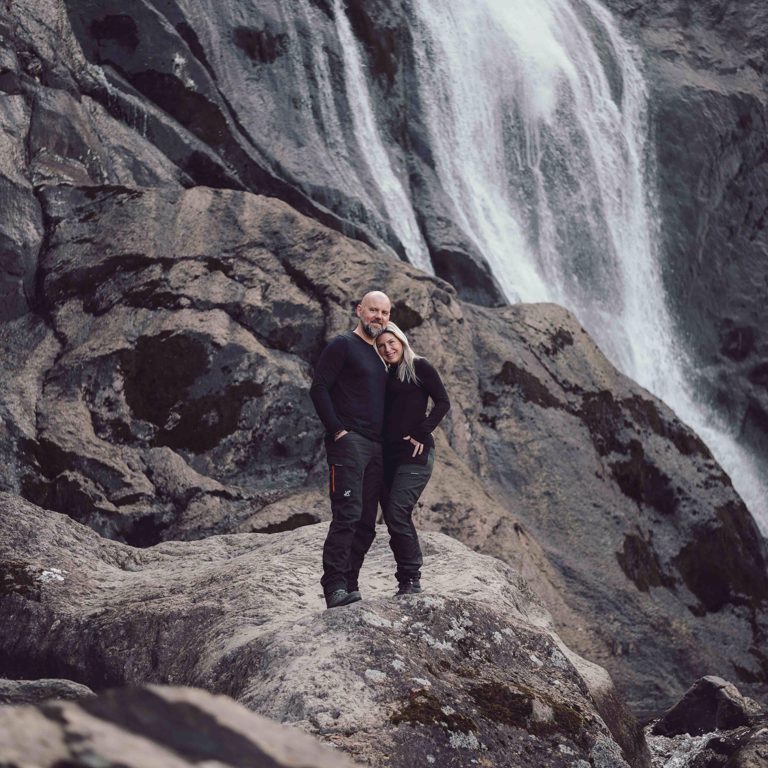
{"left": 382, "top": 449, "right": 434, "bottom": 583}
{"left": 321, "top": 431, "right": 383, "bottom": 595}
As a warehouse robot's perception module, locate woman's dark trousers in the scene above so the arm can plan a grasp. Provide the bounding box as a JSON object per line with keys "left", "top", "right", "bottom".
{"left": 382, "top": 449, "right": 434, "bottom": 584}
{"left": 321, "top": 432, "right": 383, "bottom": 595}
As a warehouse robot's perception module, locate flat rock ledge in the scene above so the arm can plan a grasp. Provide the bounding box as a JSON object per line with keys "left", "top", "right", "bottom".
{"left": 0, "top": 684, "right": 361, "bottom": 768}
{"left": 0, "top": 492, "right": 647, "bottom": 767}
{"left": 0, "top": 678, "right": 94, "bottom": 705}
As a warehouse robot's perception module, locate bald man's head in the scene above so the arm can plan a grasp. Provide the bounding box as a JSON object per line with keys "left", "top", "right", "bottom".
{"left": 356, "top": 291, "right": 391, "bottom": 340}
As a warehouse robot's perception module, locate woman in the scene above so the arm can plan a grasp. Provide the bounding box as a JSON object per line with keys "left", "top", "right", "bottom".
{"left": 375, "top": 322, "right": 450, "bottom": 595}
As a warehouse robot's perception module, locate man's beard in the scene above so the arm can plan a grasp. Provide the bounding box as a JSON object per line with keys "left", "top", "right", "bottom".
{"left": 362, "top": 323, "right": 383, "bottom": 339}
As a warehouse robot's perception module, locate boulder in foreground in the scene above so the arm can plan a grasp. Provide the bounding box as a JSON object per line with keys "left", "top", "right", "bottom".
{"left": 0, "top": 684, "right": 361, "bottom": 768}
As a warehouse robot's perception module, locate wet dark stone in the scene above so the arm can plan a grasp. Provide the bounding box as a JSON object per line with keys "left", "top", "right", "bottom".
{"left": 578, "top": 390, "right": 626, "bottom": 456}
{"left": 122, "top": 332, "right": 209, "bottom": 429}
{"left": 494, "top": 362, "right": 562, "bottom": 409}
{"left": 610, "top": 440, "right": 679, "bottom": 516}
{"left": 90, "top": 15, "right": 139, "bottom": 52}
{"left": 720, "top": 326, "right": 755, "bottom": 361}
{"left": 431, "top": 248, "right": 505, "bottom": 308}
{"left": 157, "top": 381, "right": 264, "bottom": 454}
{"left": 344, "top": 0, "right": 402, "bottom": 87}
{"left": 129, "top": 71, "right": 230, "bottom": 148}
{"left": 617, "top": 533, "right": 677, "bottom": 592}
{"left": 391, "top": 300, "right": 423, "bottom": 332}
{"left": 672, "top": 502, "right": 768, "bottom": 614}
{"left": 748, "top": 362, "right": 768, "bottom": 387}
{"left": 176, "top": 22, "right": 213, "bottom": 75}
{"left": 233, "top": 26, "right": 288, "bottom": 65}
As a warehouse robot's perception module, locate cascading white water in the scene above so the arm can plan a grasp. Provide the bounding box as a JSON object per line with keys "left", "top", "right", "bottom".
{"left": 399, "top": 0, "right": 768, "bottom": 530}
{"left": 332, "top": 0, "right": 432, "bottom": 271}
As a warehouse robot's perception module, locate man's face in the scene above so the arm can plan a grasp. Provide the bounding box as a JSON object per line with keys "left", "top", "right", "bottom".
{"left": 357, "top": 294, "right": 391, "bottom": 338}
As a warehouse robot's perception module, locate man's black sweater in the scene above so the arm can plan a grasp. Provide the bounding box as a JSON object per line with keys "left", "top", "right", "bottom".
{"left": 383, "top": 357, "right": 450, "bottom": 466}
{"left": 310, "top": 331, "right": 388, "bottom": 442}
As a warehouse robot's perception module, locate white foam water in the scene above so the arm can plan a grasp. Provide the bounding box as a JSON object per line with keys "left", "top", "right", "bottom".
{"left": 404, "top": 0, "right": 768, "bottom": 531}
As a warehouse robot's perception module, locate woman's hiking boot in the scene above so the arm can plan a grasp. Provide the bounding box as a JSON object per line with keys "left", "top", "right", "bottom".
{"left": 325, "top": 588, "right": 362, "bottom": 609}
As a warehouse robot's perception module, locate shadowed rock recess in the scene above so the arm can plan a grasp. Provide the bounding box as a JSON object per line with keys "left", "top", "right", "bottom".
{"left": 0, "top": 0, "right": 767, "bottom": 756}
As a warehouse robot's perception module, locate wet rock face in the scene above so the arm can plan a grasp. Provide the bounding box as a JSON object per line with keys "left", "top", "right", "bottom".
{"left": 0, "top": 494, "right": 643, "bottom": 768}
{"left": 604, "top": 0, "right": 768, "bottom": 482}
{"left": 459, "top": 302, "right": 768, "bottom": 716}
{"left": 16, "top": 185, "right": 329, "bottom": 545}
{"left": 0, "top": 685, "right": 363, "bottom": 768}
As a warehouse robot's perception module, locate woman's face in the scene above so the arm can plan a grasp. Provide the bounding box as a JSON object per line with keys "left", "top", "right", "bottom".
{"left": 376, "top": 332, "right": 404, "bottom": 365}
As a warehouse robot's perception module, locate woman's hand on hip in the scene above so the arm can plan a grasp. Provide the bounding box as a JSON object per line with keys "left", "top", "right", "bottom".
{"left": 403, "top": 435, "right": 424, "bottom": 457}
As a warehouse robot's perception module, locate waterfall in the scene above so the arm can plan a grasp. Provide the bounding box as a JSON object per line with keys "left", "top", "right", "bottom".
{"left": 397, "top": 0, "right": 768, "bottom": 530}
{"left": 332, "top": 0, "right": 432, "bottom": 271}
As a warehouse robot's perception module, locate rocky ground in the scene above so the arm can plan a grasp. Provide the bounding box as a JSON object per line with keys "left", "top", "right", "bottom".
{"left": 0, "top": 492, "right": 647, "bottom": 768}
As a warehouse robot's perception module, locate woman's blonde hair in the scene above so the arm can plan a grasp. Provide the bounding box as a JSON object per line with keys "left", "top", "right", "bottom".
{"left": 381, "top": 322, "right": 420, "bottom": 385}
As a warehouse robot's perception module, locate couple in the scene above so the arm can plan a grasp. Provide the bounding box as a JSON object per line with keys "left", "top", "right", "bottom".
{"left": 310, "top": 291, "right": 450, "bottom": 609}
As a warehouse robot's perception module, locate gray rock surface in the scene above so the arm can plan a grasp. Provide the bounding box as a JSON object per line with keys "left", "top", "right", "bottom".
{"left": 0, "top": 684, "right": 362, "bottom": 768}
{"left": 646, "top": 676, "right": 768, "bottom": 768}
{"left": 0, "top": 492, "right": 645, "bottom": 768}
{"left": 0, "top": 678, "right": 94, "bottom": 705}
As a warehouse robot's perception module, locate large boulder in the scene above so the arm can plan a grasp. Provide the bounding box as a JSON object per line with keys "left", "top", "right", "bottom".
{"left": 0, "top": 684, "right": 362, "bottom": 768}
{"left": 651, "top": 676, "right": 764, "bottom": 737}
{"left": 0, "top": 492, "right": 646, "bottom": 768}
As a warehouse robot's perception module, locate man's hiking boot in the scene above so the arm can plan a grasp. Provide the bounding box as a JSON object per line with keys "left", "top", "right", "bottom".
{"left": 346, "top": 585, "right": 362, "bottom": 602}
{"left": 325, "top": 588, "right": 362, "bottom": 609}
{"left": 395, "top": 579, "right": 422, "bottom": 596}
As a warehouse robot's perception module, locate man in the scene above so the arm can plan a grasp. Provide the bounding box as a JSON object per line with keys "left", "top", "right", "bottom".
{"left": 310, "top": 291, "right": 391, "bottom": 608}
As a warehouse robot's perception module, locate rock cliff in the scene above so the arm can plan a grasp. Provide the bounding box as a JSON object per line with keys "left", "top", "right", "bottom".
{"left": 0, "top": 0, "right": 766, "bottom": 734}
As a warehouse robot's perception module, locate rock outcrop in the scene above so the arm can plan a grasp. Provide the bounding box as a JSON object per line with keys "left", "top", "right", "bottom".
{"left": 651, "top": 676, "right": 764, "bottom": 737}
{"left": 0, "top": 493, "right": 646, "bottom": 768}
{"left": 0, "top": 685, "right": 362, "bottom": 768}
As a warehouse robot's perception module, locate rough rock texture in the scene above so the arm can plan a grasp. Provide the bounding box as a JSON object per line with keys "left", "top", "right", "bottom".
{"left": 0, "top": 678, "right": 94, "bottom": 705}
{"left": 0, "top": 685, "right": 362, "bottom": 768}
{"left": 651, "top": 676, "right": 764, "bottom": 736}
{"left": 0, "top": 493, "right": 646, "bottom": 768}
{"left": 604, "top": 0, "right": 768, "bottom": 493}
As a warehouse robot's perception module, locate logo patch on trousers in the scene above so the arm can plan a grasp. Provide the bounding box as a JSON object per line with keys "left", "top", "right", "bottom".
{"left": 343, "top": 489, "right": 351, "bottom": 497}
